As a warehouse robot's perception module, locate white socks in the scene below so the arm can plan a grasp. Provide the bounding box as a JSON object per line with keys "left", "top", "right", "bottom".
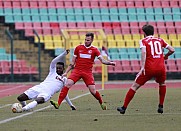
{"left": 65, "top": 95, "right": 74, "bottom": 107}
{"left": 22, "top": 101, "right": 38, "bottom": 111}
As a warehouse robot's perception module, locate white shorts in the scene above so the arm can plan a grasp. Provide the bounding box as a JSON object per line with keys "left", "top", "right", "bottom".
{"left": 24, "top": 85, "right": 51, "bottom": 102}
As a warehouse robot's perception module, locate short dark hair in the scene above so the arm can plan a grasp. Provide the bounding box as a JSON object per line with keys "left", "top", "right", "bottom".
{"left": 85, "top": 32, "right": 94, "bottom": 39}
{"left": 142, "top": 24, "right": 154, "bottom": 36}
{"left": 57, "top": 62, "right": 64, "bottom": 67}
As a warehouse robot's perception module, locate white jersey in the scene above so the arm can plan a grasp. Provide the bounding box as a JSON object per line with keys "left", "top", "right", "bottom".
{"left": 24, "top": 51, "right": 67, "bottom": 100}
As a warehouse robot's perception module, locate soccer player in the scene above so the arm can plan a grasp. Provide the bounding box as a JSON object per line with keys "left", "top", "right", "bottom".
{"left": 50, "top": 32, "right": 116, "bottom": 110}
{"left": 17, "top": 50, "right": 76, "bottom": 112}
{"left": 117, "top": 24, "right": 175, "bottom": 114}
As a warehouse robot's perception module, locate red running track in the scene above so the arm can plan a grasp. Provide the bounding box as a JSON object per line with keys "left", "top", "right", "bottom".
{"left": 0, "top": 81, "right": 180, "bottom": 98}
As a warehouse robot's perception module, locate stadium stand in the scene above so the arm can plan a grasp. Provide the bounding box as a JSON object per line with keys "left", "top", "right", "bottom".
{"left": 0, "top": 0, "right": 180, "bottom": 80}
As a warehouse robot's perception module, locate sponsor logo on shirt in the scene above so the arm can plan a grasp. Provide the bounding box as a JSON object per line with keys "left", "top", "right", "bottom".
{"left": 88, "top": 50, "right": 92, "bottom": 54}
{"left": 55, "top": 76, "right": 64, "bottom": 84}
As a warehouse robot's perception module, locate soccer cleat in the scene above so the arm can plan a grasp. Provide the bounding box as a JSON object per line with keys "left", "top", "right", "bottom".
{"left": 117, "top": 106, "right": 126, "bottom": 114}
{"left": 70, "top": 105, "right": 76, "bottom": 110}
{"left": 157, "top": 104, "right": 163, "bottom": 114}
{"left": 100, "top": 103, "right": 107, "bottom": 110}
{"left": 50, "top": 100, "right": 59, "bottom": 109}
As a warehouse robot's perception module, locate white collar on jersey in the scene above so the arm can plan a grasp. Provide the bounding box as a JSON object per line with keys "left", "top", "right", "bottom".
{"left": 146, "top": 35, "right": 154, "bottom": 38}
{"left": 84, "top": 44, "right": 92, "bottom": 48}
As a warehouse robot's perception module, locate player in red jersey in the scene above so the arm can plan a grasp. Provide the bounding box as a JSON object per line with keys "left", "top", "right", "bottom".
{"left": 50, "top": 32, "right": 116, "bottom": 110}
{"left": 117, "top": 24, "right": 175, "bottom": 114}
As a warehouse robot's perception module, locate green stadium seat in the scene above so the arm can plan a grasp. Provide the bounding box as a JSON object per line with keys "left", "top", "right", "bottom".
{"left": 128, "top": 14, "right": 137, "bottom": 21}
{"left": 110, "top": 15, "right": 119, "bottom": 22}
{"left": 30, "top": 9, "right": 39, "bottom": 15}
{"left": 118, "top": 8, "right": 127, "bottom": 14}
{"left": 39, "top": 9, "right": 48, "bottom": 15}
{"left": 108, "top": 48, "right": 118, "bottom": 53}
{"left": 22, "top": 8, "right": 30, "bottom": 15}
{"left": 101, "top": 15, "right": 110, "bottom": 22}
{"left": 93, "top": 15, "right": 101, "bottom": 22}
{"left": 14, "top": 15, "right": 22, "bottom": 22}
{"left": 146, "top": 14, "right": 155, "bottom": 21}
{"left": 154, "top": 8, "right": 163, "bottom": 14}
{"left": 145, "top": 8, "right": 154, "bottom": 14}
{"left": 136, "top": 8, "right": 145, "bottom": 14}
{"left": 0, "top": 48, "right": 6, "bottom": 54}
{"left": 75, "top": 15, "right": 84, "bottom": 22}
{"left": 4, "top": 8, "right": 13, "bottom": 15}
{"left": 109, "top": 8, "right": 119, "bottom": 15}
{"left": 32, "top": 15, "right": 40, "bottom": 22}
{"left": 0, "top": 54, "right": 8, "bottom": 61}
{"left": 84, "top": 15, "right": 92, "bottom": 22}
{"left": 49, "top": 15, "right": 58, "bottom": 22}
{"left": 58, "top": 15, "right": 66, "bottom": 22}
{"left": 74, "top": 8, "right": 83, "bottom": 15}
{"left": 119, "top": 14, "right": 128, "bottom": 22}
{"left": 48, "top": 8, "right": 57, "bottom": 15}
{"left": 23, "top": 15, "right": 31, "bottom": 22}
{"left": 137, "top": 14, "right": 146, "bottom": 21}
{"left": 118, "top": 48, "right": 127, "bottom": 54}
{"left": 0, "top": 8, "right": 3, "bottom": 16}
{"left": 100, "top": 8, "right": 109, "bottom": 15}
{"left": 40, "top": 15, "right": 49, "bottom": 22}
{"left": 164, "top": 14, "right": 172, "bottom": 21}
{"left": 128, "top": 8, "right": 136, "bottom": 14}
{"left": 163, "top": 8, "right": 172, "bottom": 14}
{"left": 57, "top": 8, "right": 65, "bottom": 14}
{"left": 66, "top": 8, "right": 74, "bottom": 15}
{"left": 92, "top": 8, "right": 100, "bottom": 15}
{"left": 127, "top": 48, "right": 136, "bottom": 53}
{"left": 13, "top": 8, "right": 21, "bottom": 15}
{"left": 55, "top": 48, "right": 64, "bottom": 56}
{"left": 173, "top": 14, "right": 181, "bottom": 21}
{"left": 5, "top": 15, "right": 14, "bottom": 23}
{"left": 155, "top": 14, "right": 164, "bottom": 21}
{"left": 129, "top": 53, "right": 138, "bottom": 60}
{"left": 83, "top": 8, "right": 91, "bottom": 15}
{"left": 172, "top": 8, "right": 180, "bottom": 14}
{"left": 67, "top": 15, "right": 75, "bottom": 22}
{"left": 110, "top": 53, "right": 120, "bottom": 60}
{"left": 120, "top": 54, "right": 129, "bottom": 60}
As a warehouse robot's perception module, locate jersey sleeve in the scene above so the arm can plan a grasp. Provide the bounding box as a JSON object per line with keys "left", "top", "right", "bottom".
{"left": 74, "top": 46, "right": 79, "bottom": 57}
{"left": 95, "top": 48, "right": 101, "bottom": 58}
{"left": 162, "top": 39, "right": 169, "bottom": 48}
{"left": 139, "top": 39, "right": 145, "bottom": 48}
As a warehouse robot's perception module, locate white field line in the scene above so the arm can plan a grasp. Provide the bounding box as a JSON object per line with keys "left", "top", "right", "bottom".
{"left": 0, "top": 85, "right": 26, "bottom": 93}
{"left": 0, "top": 90, "right": 95, "bottom": 124}
{"left": 0, "top": 104, "right": 12, "bottom": 109}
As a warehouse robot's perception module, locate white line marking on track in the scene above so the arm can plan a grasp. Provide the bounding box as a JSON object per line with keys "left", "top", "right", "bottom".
{"left": 0, "top": 85, "right": 26, "bottom": 93}
{"left": 0, "top": 91, "right": 93, "bottom": 124}
{"left": 0, "top": 104, "right": 12, "bottom": 109}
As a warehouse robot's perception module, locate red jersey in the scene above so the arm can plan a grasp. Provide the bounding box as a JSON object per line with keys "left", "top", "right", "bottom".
{"left": 74, "top": 44, "right": 101, "bottom": 71}
{"left": 139, "top": 36, "right": 169, "bottom": 71}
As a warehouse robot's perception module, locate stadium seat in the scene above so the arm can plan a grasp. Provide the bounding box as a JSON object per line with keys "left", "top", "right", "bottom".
{"left": 170, "top": 1, "right": 179, "bottom": 7}
{"left": 20, "top": 1, "right": 29, "bottom": 8}
{"left": 47, "top": 1, "right": 56, "bottom": 8}
{"left": 135, "top": 1, "right": 144, "bottom": 8}
{"left": 99, "top": 1, "right": 108, "bottom": 8}
{"left": 108, "top": 1, "right": 117, "bottom": 8}
{"left": 161, "top": 1, "right": 170, "bottom": 8}
{"left": 117, "top": 1, "right": 126, "bottom": 7}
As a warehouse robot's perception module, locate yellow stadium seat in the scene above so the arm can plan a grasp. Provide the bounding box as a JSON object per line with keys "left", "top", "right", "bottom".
{"left": 97, "top": 35, "right": 103, "bottom": 40}
{"left": 177, "top": 34, "right": 181, "bottom": 41}
{"left": 168, "top": 34, "right": 177, "bottom": 40}
{"left": 171, "top": 40, "right": 181, "bottom": 47}
{"left": 92, "top": 42, "right": 100, "bottom": 48}
{"left": 44, "top": 42, "right": 54, "bottom": 49}
{"left": 54, "top": 42, "right": 64, "bottom": 48}
{"left": 132, "top": 34, "right": 141, "bottom": 41}
{"left": 107, "top": 41, "right": 117, "bottom": 48}
{"left": 154, "top": 34, "right": 159, "bottom": 37}
{"left": 123, "top": 34, "right": 132, "bottom": 40}
{"left": 159, "top": 34, "right": 168, "bottom": 41}
{"left": 34, "top": 35, "right": 44, "bottom": 43}
{"left": 70, "top": 35, "right": 79, "bottom": 40}
{"left": 134, "top": 41, "right": 140, "bottom": 48}
{"left": 44, "top": 35, "right": 53, "bottom": 43}
{"left": 117, "top": 40, "right": 126, "bottom": 48}
{"left": 53, "top": 36, "right": 62, "bottom": 42}
{"left": 107, "top": 35, "right": 115, "bottom": 40}
{"left": 126, "top": 40, "right": 135, "bottom": 48}
{"left": 115, "top": 34, "right": 123, "bottom": 40}
{"left": 79, "top": 35, "right": 85, "bottom": 40}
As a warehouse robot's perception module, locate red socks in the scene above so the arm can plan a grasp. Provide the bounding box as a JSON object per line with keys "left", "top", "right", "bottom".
{"left": 58, "top": 86, "right": 69, "bottom": 105}
{"left": 159, "top": 85, "right": 166, "bottom": 106}
{"left": 93, "top": 91, "right": 103, "bottom": 104}
{"left": 123, "top": 88, "right": 136, "bottom": 108}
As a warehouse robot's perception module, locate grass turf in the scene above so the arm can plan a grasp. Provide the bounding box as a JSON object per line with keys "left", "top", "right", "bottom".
{"left": 0, "top": 88, "right": 181, "bottom": 131}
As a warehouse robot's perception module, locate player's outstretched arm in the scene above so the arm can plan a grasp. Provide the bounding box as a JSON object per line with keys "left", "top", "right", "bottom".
{"left": 50, "top": 49, "right": 70, "bottom": 68}
{"left": 62, "top": 56, "right": 76, "bottom": 77}
{"left": 98, "top": 56, "right": 116, "bottom": 66}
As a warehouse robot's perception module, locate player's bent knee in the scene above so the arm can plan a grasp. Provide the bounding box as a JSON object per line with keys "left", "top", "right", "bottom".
{"left": 17, "top": 93, "right": 28, "bottom": 101}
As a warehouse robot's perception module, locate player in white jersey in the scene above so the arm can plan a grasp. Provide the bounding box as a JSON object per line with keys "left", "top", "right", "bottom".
{"left": 17, "top": 50, "right": 76, "bottom": 112}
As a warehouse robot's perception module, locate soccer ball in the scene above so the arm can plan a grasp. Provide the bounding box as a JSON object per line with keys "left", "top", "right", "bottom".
{"left": 11, "top": 103, "right": 22, "bottom": 113}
